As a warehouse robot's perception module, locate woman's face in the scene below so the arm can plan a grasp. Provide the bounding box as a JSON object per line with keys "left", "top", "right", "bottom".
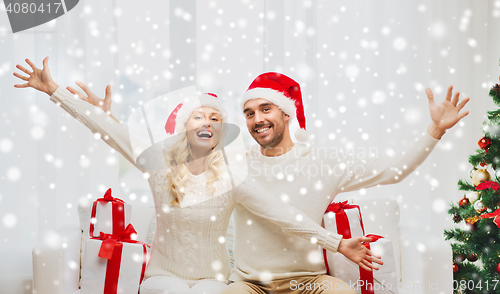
{"left": 185, "top": 107, "right": 222, "bottom": 154}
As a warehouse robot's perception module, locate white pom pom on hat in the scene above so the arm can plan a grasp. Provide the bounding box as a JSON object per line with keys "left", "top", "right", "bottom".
{"left": 241, "top": 72, "right": 310, "bottom": 142}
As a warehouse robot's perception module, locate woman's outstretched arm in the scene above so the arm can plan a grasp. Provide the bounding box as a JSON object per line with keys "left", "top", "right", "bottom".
{"left": 13, "top": 57, "right": 154, "bottom": 174}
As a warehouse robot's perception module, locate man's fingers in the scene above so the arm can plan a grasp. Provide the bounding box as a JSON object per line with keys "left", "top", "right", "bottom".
{"left": 14, "top": 83, "right": 29, "bottom": 88}
{"left": 25, "top": 58, "right": 37, "bottom": 71}
{"left": 366, "top": 254, "right": 384, "bottom": 265}
{"left": 425, "top": 88, "right": 435, "bottom": 104}
{"left": 458, "top": 110, "right": 470, "bottom": 120}
{"left": 445, "top": 85, "right": 453, "bottom": 101}
{"left": 452, "top": 91, "right": 460, "bottom": 106}
{"left": 358, "top": 262, "right": 372, "bottom": 272}
{"left": 16, "top": 64, "right": 32, "bottom": 75}
{"left": 362, "top": 258, "right": 380, "bottom": 270}
{"left": 365, "top": 249, "right": 382, "bottom": 260}
{"left": 457, "top": 97, "right": 470, "bottom": 111}
{"left": 13, "top": 72, "right": 29, "bottom": 81}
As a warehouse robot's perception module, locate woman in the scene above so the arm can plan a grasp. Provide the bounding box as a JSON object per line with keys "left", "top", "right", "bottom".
{"left": 14, "top": 57, "right": 380, "bottom": 294}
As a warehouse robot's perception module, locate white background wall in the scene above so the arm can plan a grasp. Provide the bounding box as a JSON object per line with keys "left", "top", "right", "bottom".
{"left": 1, "top": 0, "right": 499, "bottom": 293}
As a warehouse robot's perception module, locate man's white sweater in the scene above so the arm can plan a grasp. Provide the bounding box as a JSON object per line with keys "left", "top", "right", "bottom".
{"left": 230, "top": 133, "right": 439, "bottom": 282}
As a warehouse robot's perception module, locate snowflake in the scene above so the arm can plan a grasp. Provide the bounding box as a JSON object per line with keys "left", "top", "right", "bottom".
{"left": 3, "top": 213, "right": 17, "bottom": 228}
{"left": 7, "top": 167, "right": 21, "bottom": 181}
{"left": 0, "top": 138, "right": 13, "bottom": 153}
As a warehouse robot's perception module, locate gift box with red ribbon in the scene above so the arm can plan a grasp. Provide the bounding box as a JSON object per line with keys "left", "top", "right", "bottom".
{"left": 89, "top": 188, "right": 132, "bottom": 238}
{"left": 322, "top": 200, "right": 366, "bottom": 276}
{"left": 81, "top": 224, "right": 149, "bottom": 294}
{"left": 322, "top": 201, "right": 398, "bottom": 294}
{"left": 324, "top": 234, "right": 398, "bottom": 294}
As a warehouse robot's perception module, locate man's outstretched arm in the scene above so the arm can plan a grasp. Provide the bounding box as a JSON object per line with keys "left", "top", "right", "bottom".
{"left": 336, "top": 85, "right": 470, "bottom": 193}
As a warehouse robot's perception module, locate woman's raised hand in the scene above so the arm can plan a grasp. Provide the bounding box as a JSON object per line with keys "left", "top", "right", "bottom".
{"left": 14, "top": 56, "right": 58, "bottom": 96}
{"left": 67, "top": 81, "right": 113, "bottom": 115}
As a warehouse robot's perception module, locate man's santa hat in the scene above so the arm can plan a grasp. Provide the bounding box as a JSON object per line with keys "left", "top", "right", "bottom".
{"left": 164, "top": 93, "right": 227, "bottom": 135}
{"left": 241, "top": 72, "right": 310, "bottom": 142}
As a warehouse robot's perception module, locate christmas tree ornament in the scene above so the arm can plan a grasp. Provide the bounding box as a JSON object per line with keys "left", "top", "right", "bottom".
{"left": 459, "top": 196, "right": 470, "bottom": 207}
{"left": 466, "top": 191, "right": 480, "bottom": 203}
{"left": 453, "top": 263, "right": 460, "bottom": 273}
{"left": 465, "top": 221, "right": 478, "bottom": 232}
{"left": 474, "top": 200, "right": 487, "bottom": 213}
{"left": 496, "top": 263, "right": 500, "bottom": 275}
{"left": 465, "top": 216, "right": 481, "bottom": 224}
{"left": 454, "top": 252, "right": 466, "bottom": 263}
{"left": 469, "top": 167, "right": 477, "bottom": 178}
{"left": 466, "top": 253, "right": 478, "bottom": 262}
{"left": 476, "top": 180, "right": 500, "bottom": 191}
{"left": 453, "top": 214, "right": 462, "bottom": 223}
{"left": 479, "top": 208, "right": 500, "bottom": 228}
{"left": 478, "top": 137, "right": 492, "bottom": 152}
{"left": 472, "top": 169, "right": 491, "bottom": 186}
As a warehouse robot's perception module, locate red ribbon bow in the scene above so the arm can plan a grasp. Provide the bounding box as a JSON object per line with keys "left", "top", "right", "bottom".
{"left": 97, "top": 224, "right": 137, "bottom": 260}
{"left": 325, "top": 200, "right": 366, "bottom": 238}
{"left": 480, "top": 208, "right": 500, "bottom": 228}
{"left": 89, "top": 188, "right": 126, "bottom": 237}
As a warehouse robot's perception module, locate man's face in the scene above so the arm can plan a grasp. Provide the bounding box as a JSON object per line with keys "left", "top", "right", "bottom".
{"left": 243, "top": 98, "right": 289, "bottom": 148}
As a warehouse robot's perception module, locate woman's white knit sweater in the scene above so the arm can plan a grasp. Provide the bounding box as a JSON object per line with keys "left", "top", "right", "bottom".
{"left": 49, "top": 86, "right": 343, "bottom": 286}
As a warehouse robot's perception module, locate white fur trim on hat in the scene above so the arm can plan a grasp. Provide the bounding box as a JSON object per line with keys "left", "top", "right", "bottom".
{"left": 241, "top": 88, "right": 296, "bottom": 120}
{"left": 295, "top": 128, "right": 311, "bottom": 142}
{"left": 174, "top": 94, "right": 227, "bottom": 134}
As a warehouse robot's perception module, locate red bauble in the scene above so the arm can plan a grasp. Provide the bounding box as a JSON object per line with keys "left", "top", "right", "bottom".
{"left": 496, "top": 263, "right": 500, "bottom": 275}
{"left": 459, "top": 196, "right": 470, "bottom": 207}
{"left": 467, "top": 253, "right": 478, "bottom": 262}
{"left": 478, "top": 137, "right": 492, "bottom": 150}
{"left": 453, "top": 263, "right": 460, "bottom": 273}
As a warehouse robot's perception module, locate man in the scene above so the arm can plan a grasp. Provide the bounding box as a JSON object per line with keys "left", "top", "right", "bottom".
{"left": 221, "top": 72, "right": 469, "bottom": 294}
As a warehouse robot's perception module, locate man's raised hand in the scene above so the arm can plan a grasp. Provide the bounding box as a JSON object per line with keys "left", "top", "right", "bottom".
{"left": 426, "top": 85, "right": 470, "bottom": 139}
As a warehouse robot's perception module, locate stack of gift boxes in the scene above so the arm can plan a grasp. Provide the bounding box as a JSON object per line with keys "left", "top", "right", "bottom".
{"left": 323, "top": 201, "right": 399, "bottom": 294}
{"left": 80, "top": 188, "right": 150, "bottom": 294}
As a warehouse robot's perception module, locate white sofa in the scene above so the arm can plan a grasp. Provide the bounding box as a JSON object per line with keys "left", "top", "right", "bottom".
{"left": 32, "top": 198, "right": 452, "bottom": 294}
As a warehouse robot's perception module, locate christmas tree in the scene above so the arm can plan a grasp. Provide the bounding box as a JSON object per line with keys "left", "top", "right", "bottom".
{"left": 444, "top": 77, "right": 500, "bottom": 294}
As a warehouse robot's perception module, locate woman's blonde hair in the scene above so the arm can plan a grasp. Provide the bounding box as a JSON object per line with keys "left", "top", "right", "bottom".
{"left": 162, "top": 119, "right": 225, "bottom": 207}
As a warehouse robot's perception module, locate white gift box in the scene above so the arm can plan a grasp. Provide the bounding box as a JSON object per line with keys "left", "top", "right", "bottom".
{"left": 323, "top": 202, "right": 365, "bottom": 240}
{"left": 89, "top": 188, "right": 132, "bottom": 238}
{"left": 81, "top": 238, "right": 148, "bottom": 294}
{"left": 325, "top": 236, "right": 399, "bottom": 294}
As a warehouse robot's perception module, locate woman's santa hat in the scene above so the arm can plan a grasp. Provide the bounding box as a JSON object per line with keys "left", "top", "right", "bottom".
{"left": 165, "top": 93, "right": 227, "bottom": 135}
{"left": 241, "top": 72, "right": 310, "bottom": 142}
